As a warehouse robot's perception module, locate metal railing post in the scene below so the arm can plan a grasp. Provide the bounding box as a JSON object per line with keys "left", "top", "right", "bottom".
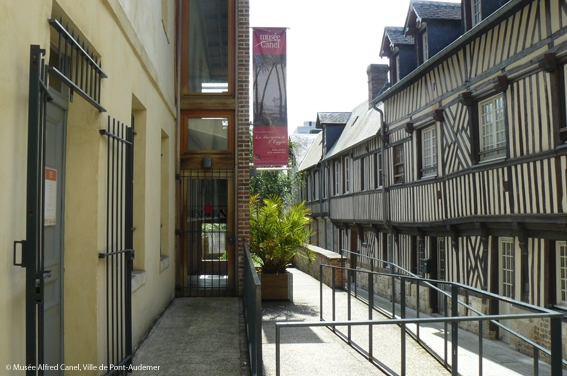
{"left": 416, "top": 279, "right": 420, "bottom": 340}
{"left": 369, "top": 272, "right": 374, "bottom": 360}
{"left": 332, "top": 267, "right": 336, "bottom": 332}
{"left": 276, "top": 324, "right": 281, "bottom": 376}
{"left": 478, "top": 318, "right": 483, "bottom": 376}
{"left": 348, "top": 268, "right": 352, "bottom": 344}
{"left": 533, "top": 347, "right": 539, "bottom": 376}
{"left": 392, "top": 274, "right": 396, "bottom": 319}
{"left": 451, "top": 284, "right": 459, "bottom": 376}
{"left": 550, "top": 315, "right": 562, "bottom": 376}
{"left": 401, "top": 277, "right": 406, "bottom": 376}
{"left": 320, "top": 264, "right": 323, "bottom": 321}
{"left": 444, "top": 289, "right": 448, "bottom": 366}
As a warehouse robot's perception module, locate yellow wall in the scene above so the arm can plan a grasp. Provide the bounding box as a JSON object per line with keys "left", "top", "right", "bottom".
{"left": 0, "top": 0, "right": 176, "bottom": 371}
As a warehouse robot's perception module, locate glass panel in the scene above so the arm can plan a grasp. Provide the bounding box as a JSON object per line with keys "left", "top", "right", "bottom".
{"left": 187, "top": 117, "right": 228, "bottom": 150}
{"left": 479, "top": 95, "right": 506, "bottom": 160}
{"left": 188, "top": 0, "right": 229, "bottom": 93}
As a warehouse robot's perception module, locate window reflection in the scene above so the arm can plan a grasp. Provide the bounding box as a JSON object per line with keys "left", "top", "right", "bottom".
{"left": 188, "top": 0, "right": 229, "bottom": 93}
{"left": 188, "top": 117, "right": 228, "bottom": 150}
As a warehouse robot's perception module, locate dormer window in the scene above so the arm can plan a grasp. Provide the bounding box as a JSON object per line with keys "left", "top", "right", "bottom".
{"left": 395, "top": 55, "right": 401, "bottom": 82}
{"left": 422, "top": 31, "right": 429, "bottom": 62}
{"left": 472, "top": 0, "right": 482, "bottom": 26}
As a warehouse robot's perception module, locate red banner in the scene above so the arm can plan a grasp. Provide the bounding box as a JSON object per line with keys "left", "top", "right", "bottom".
{"left": 252, "top": 27, "right": 288, "bottom": 166}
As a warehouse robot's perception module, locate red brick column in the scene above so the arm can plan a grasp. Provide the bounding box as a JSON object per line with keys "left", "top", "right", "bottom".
{"left": 236, "top": 0, "right": 250, "bottom": 296}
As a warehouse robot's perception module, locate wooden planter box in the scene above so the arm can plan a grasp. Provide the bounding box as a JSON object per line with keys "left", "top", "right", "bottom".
{"left": 261, "top": 273, "right": 293, "bottom": 301}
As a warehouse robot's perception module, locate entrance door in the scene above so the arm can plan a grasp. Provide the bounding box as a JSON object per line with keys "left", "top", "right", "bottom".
{"left": 178, "top": 170, "right": 235, "bottom": 296}
{"left": 499, "top": 237, "right": 515, "bottom": 343}
{"left": 43, "top": 99, "right": 66, "bottom": 373}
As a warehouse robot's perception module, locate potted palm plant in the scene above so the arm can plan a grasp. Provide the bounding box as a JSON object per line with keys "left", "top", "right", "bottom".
{"left": 249, "top": 194, "right": 314, "bottom": 301}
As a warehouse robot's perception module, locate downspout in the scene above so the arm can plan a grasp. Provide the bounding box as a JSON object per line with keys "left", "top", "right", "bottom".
{"left": 371, "top": 103, "right": 391, "bottom": 268}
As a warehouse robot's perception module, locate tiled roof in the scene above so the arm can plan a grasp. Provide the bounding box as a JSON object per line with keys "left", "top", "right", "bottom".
{"left": 297, "top": 132, "right": 323, "bottom": 171}
{"left": 412, "top": 0, "right": 462, "bottom": 20}
{"left": 324, "top": 100, "right": 383, "bottom": 160}
{"left": 316, "top": 112, "right": 351, "bottom": 126}
{"left": 385, "top": 27, "right": 414, "bottom": 45}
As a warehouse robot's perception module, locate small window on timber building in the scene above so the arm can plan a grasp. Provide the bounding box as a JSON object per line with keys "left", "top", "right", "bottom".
{"left": 374, "top": 153, "right": 383, "bottom": 189}
{"left": 561, "top": 65, "right": 567, "bottom": 144}
{"left": 556, "top": 241, "right": 567, "bottom": 307}
{"left": 393, "top": 145, "right": 404, "bottom": 184}
{"left": 334, "top": 160, "right": 341, "bottom": 195}
{"left": 344, "top": 156, "right": 350, "bottom": 193}
{"left": 422, "top": 31, "right": 429, "bottom": 62}
{"left": 472, "top": 0, "right": 482, "bottom": 27}
{"left": 478, "top": 94, "right": 506, "bottom": 161}
{"left": 420, "top": 125, "right": 437, "bottom": 177}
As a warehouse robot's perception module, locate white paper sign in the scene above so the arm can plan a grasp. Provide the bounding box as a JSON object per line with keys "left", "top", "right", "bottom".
{"left": 44, "top": 168, "right": 57, "bottom": 226}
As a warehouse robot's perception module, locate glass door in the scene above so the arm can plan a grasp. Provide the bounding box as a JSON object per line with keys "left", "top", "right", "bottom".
{"left": 178, "top": 169, "right": 234, "bottom": 296}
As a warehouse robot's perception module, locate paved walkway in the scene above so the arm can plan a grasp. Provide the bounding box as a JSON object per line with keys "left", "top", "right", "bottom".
{"left": 261, "top": 268, "right": 448, "bottom": 375}
{"left": 132, "top": 268, "right": 564, "bottom": 375}
{"left": 131, "top": 298, "right": 250, "bottom": 375}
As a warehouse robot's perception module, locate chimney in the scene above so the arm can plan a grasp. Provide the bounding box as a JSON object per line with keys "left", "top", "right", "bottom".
{"left": 367, "top": 64, "right": 389, "bottom": 107}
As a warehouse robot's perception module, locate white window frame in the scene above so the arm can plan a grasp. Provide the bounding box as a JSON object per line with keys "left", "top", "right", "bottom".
{"left": 322, "top": 168, "right": 328, "bottom": 199}
{"left": 334, "top": 160, "right": 341, "bottom": 196}
{"left": 479, "top": 94, "right": 506, "bottom": 161}
{"left": 307, "top": 172, "right": 312, "bottom": 201}
{"left": 395, "top": 54, "right": 401, "bottom": 82}
{"left": 314, "top": 170, "right": 320, "bottom": 200}
{"left": 393, "top": 145, "right": 404, "bottom": 184}
{"left": 360, "top": 157, "right": 366, "bottom": 191}
{"left": 499, "top": 237, "right": 515, "bottom": 299}
{"left": 422, "top": 31, "right": 429, "bottom": 62}
{"left": 344, "top": 156, "right": 350, "bottom": 193}
{"left": 421, "top": 125, "right": 437, "bottom": 177}
{"left": 375, "top": 153, "right": 383, "bottom": 189}
{"left": 557, "top": 241, "right": 567, "bottom": 307}
{"left": 472, "top": 0, "right": 482, "bottom": 26}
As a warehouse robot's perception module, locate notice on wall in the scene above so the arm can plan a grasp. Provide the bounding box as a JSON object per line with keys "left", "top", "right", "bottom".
{"left": 44, "top": 167, "right": 57, "bottom": 226}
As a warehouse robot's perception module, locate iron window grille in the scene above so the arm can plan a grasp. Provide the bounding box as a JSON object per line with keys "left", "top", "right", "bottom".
{"left": 48, "top": 17, "right": 108, "bottom": 112}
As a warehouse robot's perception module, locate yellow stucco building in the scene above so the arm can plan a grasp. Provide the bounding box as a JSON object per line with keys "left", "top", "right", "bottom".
{"left": 1, "top": 0, "right": 250, "bottom": 373}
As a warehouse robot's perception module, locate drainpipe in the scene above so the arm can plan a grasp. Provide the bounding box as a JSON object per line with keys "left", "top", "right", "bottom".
{"left": 371, "top": 103, "right": 391, "bottom": 267}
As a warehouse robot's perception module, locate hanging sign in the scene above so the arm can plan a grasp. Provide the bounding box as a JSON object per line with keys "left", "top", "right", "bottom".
{"left": 252, "top": 27, "right": 289, "bottom": 166}
{"left": 44, "top": 167, "right": 57, "bottom": 226}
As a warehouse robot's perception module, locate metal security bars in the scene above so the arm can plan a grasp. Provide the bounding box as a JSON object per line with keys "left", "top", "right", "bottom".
{"left": 99, "top": 117, "right": 134, "bottom": 375}
{"left": 48, "top": 17, "right": 107, "bottom": 112}
{"left": 14, "top": 45, "right": 53, "bottom": 376}
{"left": 178, "top": 169, "right": 234, "bottom": 296}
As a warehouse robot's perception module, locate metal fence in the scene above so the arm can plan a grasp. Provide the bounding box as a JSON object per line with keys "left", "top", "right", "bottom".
{"left": 98, "top": 117, "right": 134, "bottom": 375}
{"left": 275, "top": 261, "right": 565, "bottom": 376}
{"left": 243, "top": 240, "right": 262, "bottom": 376}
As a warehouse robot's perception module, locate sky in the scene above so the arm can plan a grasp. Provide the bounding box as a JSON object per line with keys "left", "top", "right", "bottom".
{"left": 250, "top": 0, "right": 460, "bottom": 133}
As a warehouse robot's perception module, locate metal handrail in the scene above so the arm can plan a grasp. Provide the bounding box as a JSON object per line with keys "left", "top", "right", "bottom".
{"left": 275, "top": 312, "right": 564, "bottom": 376}
{"left": 317, "top": 262, "right": 565, "bottom": 376}
{"left": 243, "top": 240, "right": 262, "bottom": 376}
{"left": 338, "top": 248, "right": 556, "bottom": 343}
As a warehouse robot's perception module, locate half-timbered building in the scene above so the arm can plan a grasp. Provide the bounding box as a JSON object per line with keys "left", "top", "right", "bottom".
{"left": 299, "top": 0, "right": 567, "bottom": 357}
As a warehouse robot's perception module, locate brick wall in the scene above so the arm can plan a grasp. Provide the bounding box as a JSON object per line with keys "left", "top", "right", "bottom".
{"left": 236, "top": 0, "right": 250, "bottom": 296}
{"left": 367, "top": 64, "right": 389, "bottom": 105}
